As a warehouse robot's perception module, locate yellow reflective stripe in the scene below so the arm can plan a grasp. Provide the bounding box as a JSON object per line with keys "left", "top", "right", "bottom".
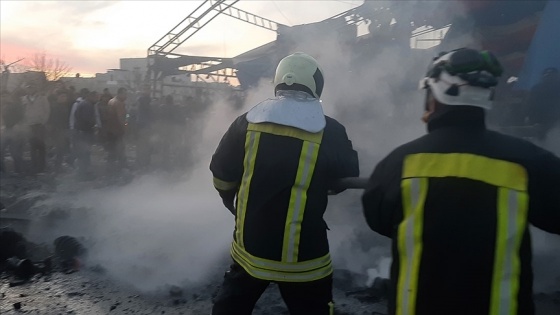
{"left": 403, "top": 153, "right": 528, "bottom": 191}
{"left": 231, "top": 243, "right": 333, "bottom": 283}
{"left": 328, "top": 301, "right": 334, "bottom": 315}
{"left": 247, "top": 122, "right": 323, "bottom": 144}
{"left": 232, "top": 241, "right": 331, "bottom": 272}
{"left": 282, "top": 141, "right": 321, "bottom": 263}
{"left": 490, "top": 188, "right": 528, "bottom": 315}
{"left": 397, "top": 178, "right": 428, "bottom": 315}
{"left": 235, "top": 131, "right": 260, "bottom": 248}
{"left": 212, "top": 177, "right": 238, "bottom": 191}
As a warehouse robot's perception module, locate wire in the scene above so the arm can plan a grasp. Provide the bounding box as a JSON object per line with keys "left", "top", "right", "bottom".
{"left": 272, "top": 1, "right": 292, "bottom": 25}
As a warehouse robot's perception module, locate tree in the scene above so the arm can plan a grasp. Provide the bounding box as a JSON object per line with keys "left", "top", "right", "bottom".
{"left": 25, "top": 51, "right": 72, "bottom": 81}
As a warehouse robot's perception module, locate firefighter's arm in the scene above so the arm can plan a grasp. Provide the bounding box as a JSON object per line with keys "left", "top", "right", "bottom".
{"left": 362, "top": 157, "right": 400, "bottom": 237}
{"left": 328, "top": 120, "right": 359, "bottom": 194}
{"left": 210, "top": 116, "right": 245, "bottom": 215}
{"left": 529, "top": 151, "right": 560, "bottom": 234}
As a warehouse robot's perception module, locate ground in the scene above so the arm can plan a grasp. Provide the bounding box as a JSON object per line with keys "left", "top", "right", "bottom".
{"left": 1, "top": 162, "right": 559, "bottom": 315}
{"left": 0, "top": 166, "right": 388, "bottom": 315}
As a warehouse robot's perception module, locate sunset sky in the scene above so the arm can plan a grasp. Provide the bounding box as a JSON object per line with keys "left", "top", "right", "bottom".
{"left": 0, "top": 0, "right": 363, "bottom": 76}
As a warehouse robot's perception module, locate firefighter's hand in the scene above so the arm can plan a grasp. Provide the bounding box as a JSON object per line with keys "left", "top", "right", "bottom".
{"left": 218, "top": 189, "right": 237, "bottom": 216}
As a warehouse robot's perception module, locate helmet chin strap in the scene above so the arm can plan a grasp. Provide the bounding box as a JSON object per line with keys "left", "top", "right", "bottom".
{"left": 422, "top": 89, "right": 435, "bottom": 123}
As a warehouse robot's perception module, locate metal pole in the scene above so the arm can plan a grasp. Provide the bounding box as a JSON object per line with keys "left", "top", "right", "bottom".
{"left": 331, "top": 177, "right": 369, "bottom": 190}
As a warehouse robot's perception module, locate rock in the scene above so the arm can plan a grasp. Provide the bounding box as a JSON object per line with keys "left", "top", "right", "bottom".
{"left": 5, "top": 257, "right": 36, "bottom": 279}
{"left": 9, "top": 279, "right": 28, "bottom": 287}
{"left": 13, "top": 302, "right": 22, "bottom": 310}
{"left": 0, "top": 228, "right": 27, "bottom": 261}
{"left": 110, "top": 304, "right": 117, "bottom": 311}
{"left": 67, "top": 291, "right": 85, "bottom": 297}
{"left": 169, "top": 286, "right": 183, "bottom": 297}
{"left": 54, "top": 236, "right": 87, "bottom": 266}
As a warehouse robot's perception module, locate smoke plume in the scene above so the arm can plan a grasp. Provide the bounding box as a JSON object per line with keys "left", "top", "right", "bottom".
{"left": 26, "top": 1, "right": 559, "bottom": 294}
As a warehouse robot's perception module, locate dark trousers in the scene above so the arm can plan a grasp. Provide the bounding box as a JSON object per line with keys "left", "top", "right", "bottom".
{"left": 51, "top": 128, "right": 70, "bottom": 170}
{"left": 135, "top": 127, "right": 152, "bottom": 169}
{"left": 0, "top": 129, "right": 24, "bottom": 174}
{"left": 106, "top": 133, "right": 126, "bottom": 170}
{"left": 29, "top": 124, "right": 46, "bottom": 174}
{"left": 212, "top": 262, "right": 334, "bottom": 315}
{"left": 75, "top": 131, "right": 94, "bottom": 174}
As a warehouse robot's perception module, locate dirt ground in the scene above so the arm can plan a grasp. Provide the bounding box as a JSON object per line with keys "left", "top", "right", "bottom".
{"left": 0, "top": 167, "right": 389, "bottom": 315}
{"left": 1, "top": 166, "right": 559, "bottom": 315}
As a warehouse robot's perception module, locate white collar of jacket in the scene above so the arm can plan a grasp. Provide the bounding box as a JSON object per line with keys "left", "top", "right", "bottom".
{"left": 246, "top": 90, "right": 326, "bottom": 133}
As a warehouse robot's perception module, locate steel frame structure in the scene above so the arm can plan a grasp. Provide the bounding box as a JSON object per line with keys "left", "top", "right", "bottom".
{"left": 147, "top": 0, "right": 285, "bottom": 97}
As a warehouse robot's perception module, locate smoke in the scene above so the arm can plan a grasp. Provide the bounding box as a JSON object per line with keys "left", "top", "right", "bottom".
{"left": 26, "top": 97, "right": 249, "bottom": 291}
{"left": 531, "top": 125, "right": 560, "bottom": 293}
{"left": 23, "top": 1, "right": 559, "bottom": 294}
{"left": 542, "top": 125, "right": 560, "bottom": 156}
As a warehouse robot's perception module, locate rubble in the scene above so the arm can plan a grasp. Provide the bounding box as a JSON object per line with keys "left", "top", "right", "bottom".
{"left": 0, "top": 228, "right": 27, "bottom": 261}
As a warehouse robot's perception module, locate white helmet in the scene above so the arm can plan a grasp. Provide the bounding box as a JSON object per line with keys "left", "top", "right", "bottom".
{"left": 274, "top": 52, "right": 325, "bottom": 99}
{"left": 419, "top": 48, "right": 503, "bottom": 109}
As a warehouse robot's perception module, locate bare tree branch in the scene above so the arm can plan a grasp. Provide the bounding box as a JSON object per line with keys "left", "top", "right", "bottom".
{"left": 25, "top": 51, "right": 72, "bottom": 81}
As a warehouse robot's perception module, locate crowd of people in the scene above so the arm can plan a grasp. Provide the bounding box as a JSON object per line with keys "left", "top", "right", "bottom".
{"left": 0, "top": 79, "right": 206, "bottom": 179}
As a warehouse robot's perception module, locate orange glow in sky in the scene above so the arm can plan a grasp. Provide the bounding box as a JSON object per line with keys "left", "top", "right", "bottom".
{"left": 0, "top": 1, "right": 363, "bottom": 76}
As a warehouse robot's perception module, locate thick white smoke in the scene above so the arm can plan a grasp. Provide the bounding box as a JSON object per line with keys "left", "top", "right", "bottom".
{"left": 26, "top": 98, "right": 251, "bottom": 291}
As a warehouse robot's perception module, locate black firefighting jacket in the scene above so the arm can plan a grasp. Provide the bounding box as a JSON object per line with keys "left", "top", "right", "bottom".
{"left": 211, "top": 113, "right": 359, "bottom": 282}
{"left": 362, "top": 107, "right": 560, "bottom": 315}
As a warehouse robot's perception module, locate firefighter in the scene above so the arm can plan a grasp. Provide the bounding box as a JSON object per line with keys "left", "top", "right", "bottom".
{"left": 210, "top": 52, "right": 359, "bottom": 315}
{"left": 362, "top": 48, "right": 560, "bottom": 315}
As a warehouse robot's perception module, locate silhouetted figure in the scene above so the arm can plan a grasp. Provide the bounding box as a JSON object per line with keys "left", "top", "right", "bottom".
{"left": 22, "top": 82, "right": 50, "bottom": 174}
{"left": 135, "top": 85, "right": 154, "bottom": 169}
{"left": 106, "top": 87, "right": 128, "bottom": 170}
{"left": 73, "top": 91, "right": 101, "bottom": 179}
{"left": 47, "top": 89, "right": 72, "bottom": 172}
{"left": 0, "top": 91, "right": 25, "bottom": 174}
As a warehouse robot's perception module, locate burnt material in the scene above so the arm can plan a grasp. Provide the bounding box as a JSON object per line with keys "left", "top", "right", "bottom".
{"left": 5, "top": 257, "right": 36, "bottom": 279}
{"left": 54, "top": 236, "right": 86, "bottom": 261}
{"left": 0, "top": 227, "right": 27, "bottom": 261}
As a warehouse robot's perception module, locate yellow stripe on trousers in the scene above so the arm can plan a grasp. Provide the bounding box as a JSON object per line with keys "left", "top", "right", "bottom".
{"left": 235, "top": 131, "right": 260, "bottom": 249}
{"left": 396, "top": 178, "right": 428, "bottom": 315}
{"left": 282, "top": 141, "right": 321, "bottom": 263}
{"left": 489, "top": 188, "right": 528, "bottom": 315}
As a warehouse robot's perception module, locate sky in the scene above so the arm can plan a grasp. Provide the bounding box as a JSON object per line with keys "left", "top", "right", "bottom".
{"left": 0, "top": 0, "right": 363, "bottom": 76}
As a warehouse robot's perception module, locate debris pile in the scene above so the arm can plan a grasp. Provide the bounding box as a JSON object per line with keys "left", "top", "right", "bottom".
{"left": 1, "top": 228, "right": 87, "bottom": 287}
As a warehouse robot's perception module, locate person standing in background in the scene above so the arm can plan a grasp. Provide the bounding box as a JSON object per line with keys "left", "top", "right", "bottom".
{"left": 21, "top": 82, "right": 50, "bottom": 175}
{"left": 107, "top": 87, "right": 128, "bottom": 170}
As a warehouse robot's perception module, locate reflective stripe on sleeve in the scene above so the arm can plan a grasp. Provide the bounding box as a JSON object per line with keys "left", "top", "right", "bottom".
{"left": 212, "top": 177, "right": 238, "bottom": 191}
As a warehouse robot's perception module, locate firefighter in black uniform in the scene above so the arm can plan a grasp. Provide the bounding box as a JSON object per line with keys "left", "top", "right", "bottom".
{"left": 210, "top": 52, "right": 359, "bottom": 315}
{"left": 362, "top": 48, "right": 560, "bottom": 315}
